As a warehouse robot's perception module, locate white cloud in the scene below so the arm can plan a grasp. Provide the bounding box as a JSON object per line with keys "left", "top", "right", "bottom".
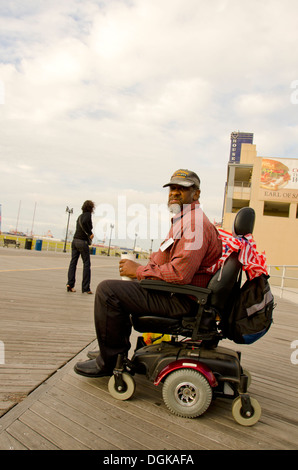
{"left": 235, "top": 93, "right": 285, "bottom": 116}
{"left": 1, "top": 0, "right": 298, "bottom": 247}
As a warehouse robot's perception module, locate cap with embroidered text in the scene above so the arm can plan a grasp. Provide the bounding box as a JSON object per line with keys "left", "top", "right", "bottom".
{"left": 163, "top": 169, "right": 200, "bottom": 189}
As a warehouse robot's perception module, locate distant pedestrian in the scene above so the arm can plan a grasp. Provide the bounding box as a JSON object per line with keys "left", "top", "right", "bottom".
{"left": 67, "top": 200, "right": 95, "bottom": 294}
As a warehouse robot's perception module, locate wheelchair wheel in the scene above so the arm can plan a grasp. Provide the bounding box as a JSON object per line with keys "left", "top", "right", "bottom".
{"left": 232, "top": 396, "right": 261, "bottom": 426}
{"left": 162, "top": 369, "right": 212, "bottom": 418}
{"left": 108, "top": 373, "right": 135, "bottom": 401}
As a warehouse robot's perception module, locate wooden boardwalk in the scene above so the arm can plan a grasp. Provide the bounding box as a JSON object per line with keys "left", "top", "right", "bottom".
{"left": 0, "top": 247, "right": 297, "bottom": 451}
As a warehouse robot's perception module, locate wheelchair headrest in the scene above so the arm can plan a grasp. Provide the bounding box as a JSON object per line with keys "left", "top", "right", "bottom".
{"left": 232, "top": 207, "right": 255, "bottom": 237}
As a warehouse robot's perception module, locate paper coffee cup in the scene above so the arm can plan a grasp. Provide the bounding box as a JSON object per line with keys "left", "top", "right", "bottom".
{"left": 120, "top": 252, "right": 136, "bottom": 280}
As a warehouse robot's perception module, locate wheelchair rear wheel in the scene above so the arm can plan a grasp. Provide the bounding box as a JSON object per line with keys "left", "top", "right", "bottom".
{"left": 162, "top": 369, "right": 212, "bottom": 418}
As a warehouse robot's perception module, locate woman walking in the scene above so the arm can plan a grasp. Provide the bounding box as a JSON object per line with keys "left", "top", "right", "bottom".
{"left": 67, "top": 200, "right": 95, "bottom": 294}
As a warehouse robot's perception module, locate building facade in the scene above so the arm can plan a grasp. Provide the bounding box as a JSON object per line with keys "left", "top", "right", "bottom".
{"left": 222, "top": 134, "right": 298, "bottom": 265}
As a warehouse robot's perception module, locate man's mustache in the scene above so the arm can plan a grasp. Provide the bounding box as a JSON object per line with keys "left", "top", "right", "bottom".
{"left": 168, "top": 197, "right": 182, "bottom": 203}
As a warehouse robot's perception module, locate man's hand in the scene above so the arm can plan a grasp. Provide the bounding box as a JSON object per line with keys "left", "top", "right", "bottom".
{"left": 119, "top": 259, "right": 141, "bottom": 279}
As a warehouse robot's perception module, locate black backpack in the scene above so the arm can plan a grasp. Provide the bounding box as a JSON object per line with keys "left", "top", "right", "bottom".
{"left": 223, "top": 274, "right": 275, "bottom": 344}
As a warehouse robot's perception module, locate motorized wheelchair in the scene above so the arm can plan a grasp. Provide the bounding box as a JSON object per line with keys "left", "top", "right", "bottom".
{"left": 107, "top": 206, "right": 262, "bottom": 426}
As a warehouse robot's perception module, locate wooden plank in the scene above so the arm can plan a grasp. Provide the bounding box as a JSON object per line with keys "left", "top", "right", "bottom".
{"left": 37, "top": 392, "right": 151, "bottom": 450}
{"left": 19, "top": 409, "right": 90, "bottom": 450}
{"left": 60, "top": 373, "right": 259, "bottom": 450}
{"left": 24, "top": 401, "right": 120, "bottom": 451}
{"left": 51, "top": 379, "right": 213, "bottom": 450}
{"left": 0, "top": 429, "right": 27, "bottom": 450}
{"left": 0, "top": 249, "right": 298, "bottom": 450}
{"left": 5, "top": 420, "right": 59, "bottom": 450}
{"left": 0, "top": 250, "right": 120, "bottom": 416}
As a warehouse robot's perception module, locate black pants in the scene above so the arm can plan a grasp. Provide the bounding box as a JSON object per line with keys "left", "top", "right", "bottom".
{"left": 67, "top": 238, "right": 91, "bottom": 292}
{"left": 94, "top": 279, "right": 197, "bottom": 370}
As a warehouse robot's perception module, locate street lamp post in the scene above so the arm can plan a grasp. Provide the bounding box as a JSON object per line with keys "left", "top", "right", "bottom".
{"left": 133, "top": 233, "right": 138, "bottom": 253}
{"left": 63, "top": 206, "right": 73, "bottom": 253}
{"left": 107, "top": 223, "right": 114, "bottom": 256}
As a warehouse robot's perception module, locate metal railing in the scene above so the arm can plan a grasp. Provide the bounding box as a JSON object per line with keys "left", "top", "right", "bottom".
{"left": 234, "top": 181, "right": 251, "bottom": 188}
{"left": 268, "top": 265, "right": 298, "bottom": 299}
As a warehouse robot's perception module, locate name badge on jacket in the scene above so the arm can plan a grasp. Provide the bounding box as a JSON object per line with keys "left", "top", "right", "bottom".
{"left": 160, "top": 237, "right": 174, "bottom": 252}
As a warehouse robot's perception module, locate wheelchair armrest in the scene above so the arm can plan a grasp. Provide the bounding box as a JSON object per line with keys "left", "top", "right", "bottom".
{"left": 139, "top": 279, "right": 211, "bottom": 304}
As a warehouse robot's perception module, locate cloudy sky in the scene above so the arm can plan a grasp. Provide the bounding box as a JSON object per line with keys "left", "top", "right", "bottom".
{"left": 1, "top": 0, "right": 298, "bottom": 250}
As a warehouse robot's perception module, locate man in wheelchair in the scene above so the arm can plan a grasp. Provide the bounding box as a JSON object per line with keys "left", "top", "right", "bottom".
{"left": 74, "top": 169, "right": 223, "bottom": 378}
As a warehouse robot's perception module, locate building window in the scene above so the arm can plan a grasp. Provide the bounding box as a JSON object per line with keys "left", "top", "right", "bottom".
{"left": 234, "top": 166, "right": 252, "bottom": 185}
{"left": 263, "top": 201, "right": 290, "bottom": 217}
{"left": 232, "top": 199, "right": 250, "bottom": 213}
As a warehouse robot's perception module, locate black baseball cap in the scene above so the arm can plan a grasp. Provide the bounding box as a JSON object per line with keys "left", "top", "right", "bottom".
{"left": 163, "top": 169, "right": 200, "bottom": 189}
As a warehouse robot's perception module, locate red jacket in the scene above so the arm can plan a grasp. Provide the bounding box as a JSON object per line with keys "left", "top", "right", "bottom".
{"left": 136, "top": 202, "right": 222, "bottom": 287}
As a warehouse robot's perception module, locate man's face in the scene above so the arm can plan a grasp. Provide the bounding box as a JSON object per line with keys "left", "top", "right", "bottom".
{"left": 168, "top": 184, "right": 200, "bottom": 213}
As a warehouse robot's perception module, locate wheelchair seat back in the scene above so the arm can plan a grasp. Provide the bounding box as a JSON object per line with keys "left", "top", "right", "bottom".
{"left": 207, "top": 251, "right": 241, "bottom": 312}
{"left": 207, "top": 206, "right": 255, "bottom": 314}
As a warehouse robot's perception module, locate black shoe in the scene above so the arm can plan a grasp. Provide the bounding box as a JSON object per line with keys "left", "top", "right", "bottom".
{"left": 87, "top": 349, "right": 100, "bottom": 360}
{"left": 74, "top": 359, "right": 112, "bottom": 378}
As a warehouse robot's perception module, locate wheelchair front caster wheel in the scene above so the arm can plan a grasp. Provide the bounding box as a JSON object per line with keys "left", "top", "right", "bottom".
{"left": 108, "top": 372, "right": 135, "bottom": 401}
{"left": 232, "top": 396, "right": 261, "bottom": 426}
{"left": 162, "top": 369, "right": 212, "bottom": 418}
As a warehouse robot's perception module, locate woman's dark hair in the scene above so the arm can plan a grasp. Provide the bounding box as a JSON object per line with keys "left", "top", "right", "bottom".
{"left": 81, "top": 200, "right": 95, "bottom": 213}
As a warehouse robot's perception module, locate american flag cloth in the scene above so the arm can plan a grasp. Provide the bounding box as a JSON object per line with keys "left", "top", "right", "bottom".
{"left": 207, "top": 228, "right": 268, "bottom": 280}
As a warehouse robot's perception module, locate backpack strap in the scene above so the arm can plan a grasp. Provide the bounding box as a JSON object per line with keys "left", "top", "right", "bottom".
{"left": 78, "top": 215, "right": 92, "bottom": 245}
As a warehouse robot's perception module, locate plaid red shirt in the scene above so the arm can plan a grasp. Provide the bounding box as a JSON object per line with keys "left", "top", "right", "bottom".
{"left": 136, "top": 202, "right": 222, "bottom": 287}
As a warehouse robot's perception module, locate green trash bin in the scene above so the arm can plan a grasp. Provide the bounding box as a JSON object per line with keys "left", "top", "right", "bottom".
{"left": 25, "top": 238, "right": 33, "bottom": 250}
{"left": 35, "top": 239, "right": 43, "bottom": 251}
